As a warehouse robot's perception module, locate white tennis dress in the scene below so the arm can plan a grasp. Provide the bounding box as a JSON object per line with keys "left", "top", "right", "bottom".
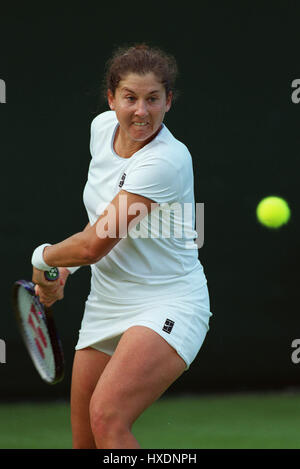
{"left": 75, "top": 111, "right": 212, "bottom": 369}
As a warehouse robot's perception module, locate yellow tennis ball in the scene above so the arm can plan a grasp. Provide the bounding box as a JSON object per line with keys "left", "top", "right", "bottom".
{"left": 256, "top": 196, "right": 291, "bottom": 228}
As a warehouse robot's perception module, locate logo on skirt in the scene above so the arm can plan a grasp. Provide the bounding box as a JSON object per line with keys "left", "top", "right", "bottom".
{"left": 163, "top": 319, "right": 175, "bottom": 334}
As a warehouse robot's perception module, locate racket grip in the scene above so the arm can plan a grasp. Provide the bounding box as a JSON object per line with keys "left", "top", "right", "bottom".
{"left": 44, "top": 267, "right": 60, "bottom": 281}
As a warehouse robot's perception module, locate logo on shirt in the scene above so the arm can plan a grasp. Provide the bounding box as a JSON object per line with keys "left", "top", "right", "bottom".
{"left": 163, "top": 319, "right": 175, "bottom": 334}
{"left": 118, "top": 172, "right": 126, "bottom": 188}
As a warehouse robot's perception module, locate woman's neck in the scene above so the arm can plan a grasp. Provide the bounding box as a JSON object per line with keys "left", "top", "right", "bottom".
{"left": 114, "top": 125, "right": 162, "bottom": 159}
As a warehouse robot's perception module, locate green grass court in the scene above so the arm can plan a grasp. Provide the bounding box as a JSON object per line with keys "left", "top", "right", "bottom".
{"left": 1, "top": 392, "right": 300, "bottom": 449}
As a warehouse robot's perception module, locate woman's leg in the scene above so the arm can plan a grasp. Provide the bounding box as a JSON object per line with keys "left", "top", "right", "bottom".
{"left": 70, "top": 347, "right": 111, "bottom": 448}
{"left": 89, "top": 326, "right": 186, "bottom": 449}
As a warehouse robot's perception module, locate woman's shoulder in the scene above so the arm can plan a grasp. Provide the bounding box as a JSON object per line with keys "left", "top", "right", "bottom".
{"left": 144, "top": 125, "right": 192, "bottom": 168}
{"left": 90, "top": 110, "right": 117, "bottom": 133}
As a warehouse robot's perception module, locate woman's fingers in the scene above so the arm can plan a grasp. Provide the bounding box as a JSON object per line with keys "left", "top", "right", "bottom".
{"left": 36, "top": 285, "right": 64, "bottom": 306}
{"left": 33, "top": 266, "right": 69, "bottom": 306}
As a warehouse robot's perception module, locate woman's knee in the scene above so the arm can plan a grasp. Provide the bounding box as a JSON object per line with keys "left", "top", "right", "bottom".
{"left": 89, "top": 397, "right": 129, "bottom": 443}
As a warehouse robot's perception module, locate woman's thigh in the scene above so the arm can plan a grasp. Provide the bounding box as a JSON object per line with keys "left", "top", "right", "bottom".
{"left": 90, "top": 326, "right": 186, "bottom": 428}
{"left": 71, "top": 347, "right": 111, "bottom": 448}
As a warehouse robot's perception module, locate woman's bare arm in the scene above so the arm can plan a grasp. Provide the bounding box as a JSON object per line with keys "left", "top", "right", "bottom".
{"left": 32, "top": 191, "right": 157, "bottom": 284}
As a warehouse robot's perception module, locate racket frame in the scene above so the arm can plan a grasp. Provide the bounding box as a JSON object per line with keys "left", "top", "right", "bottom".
{"left": 12, "top": 280, "right": 64, "bottom": 385}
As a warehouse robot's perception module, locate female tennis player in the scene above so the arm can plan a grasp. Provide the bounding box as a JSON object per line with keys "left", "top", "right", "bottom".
{"left": 31, "top": 44, "right": 212, "bottom": 449}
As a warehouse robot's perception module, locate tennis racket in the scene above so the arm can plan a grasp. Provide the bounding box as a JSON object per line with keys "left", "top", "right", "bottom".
{"left": 12, "top": 268, "right": 64, "bottom": 385}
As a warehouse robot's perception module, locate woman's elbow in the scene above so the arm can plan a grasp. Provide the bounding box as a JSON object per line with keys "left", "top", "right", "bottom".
{"left": 84, "top": 240, "right": 106, "bottom": 264}
{"left": 86, "top": 237, "right": 119, "bottom": 264}
{"left": 84, "top": 245, "right": 101, "bottom": 264}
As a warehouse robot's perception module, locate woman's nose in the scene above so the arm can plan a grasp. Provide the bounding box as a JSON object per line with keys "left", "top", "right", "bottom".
{"left": 134, "top": 100, "right": 148, "bottom": 117}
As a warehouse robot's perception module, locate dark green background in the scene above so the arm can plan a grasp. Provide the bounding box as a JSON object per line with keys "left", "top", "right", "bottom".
{"left": 0, "top": 1, "right": 299, "bottom": 399}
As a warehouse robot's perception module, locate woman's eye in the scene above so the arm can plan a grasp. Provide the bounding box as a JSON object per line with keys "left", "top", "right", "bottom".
{"left": 124, "top": 96, "right": 158, "bottom": 104}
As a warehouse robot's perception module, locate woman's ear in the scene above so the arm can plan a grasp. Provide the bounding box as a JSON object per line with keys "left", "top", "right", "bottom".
{"left": 166, "top": 91, "right": 173, "bottom": 112}
{"left": 107, "top": 89, "right": 115, "bottom": 110}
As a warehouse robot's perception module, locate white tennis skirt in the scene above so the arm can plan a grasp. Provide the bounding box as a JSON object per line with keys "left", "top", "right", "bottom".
{"left": 75, "top": 282, "right": 212, "bottom": 370}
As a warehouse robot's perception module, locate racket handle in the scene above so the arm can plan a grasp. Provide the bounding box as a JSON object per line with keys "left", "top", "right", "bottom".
{"left": 44, "top": 267, "right": 60, "bottom": 281}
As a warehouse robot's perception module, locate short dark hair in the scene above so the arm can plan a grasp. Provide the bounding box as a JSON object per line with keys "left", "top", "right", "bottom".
{"left": 103, "top": 43, "right": 179, "bottom": 101}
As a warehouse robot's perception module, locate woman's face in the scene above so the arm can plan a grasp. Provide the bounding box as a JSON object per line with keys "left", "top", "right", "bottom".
{"left": 107, "top": 72, "right": 172, "bottom": 144}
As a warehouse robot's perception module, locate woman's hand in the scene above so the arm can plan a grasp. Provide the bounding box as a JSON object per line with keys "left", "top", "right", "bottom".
{"left": 32, "top": 267, "right": 70, "bottom": 307}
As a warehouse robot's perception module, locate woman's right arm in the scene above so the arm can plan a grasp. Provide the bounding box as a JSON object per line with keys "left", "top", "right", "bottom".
{"left": 34, "top": 221, "right": 91, "bottom": 306}
{"left": 83, "top": 222, "right": 91, "bottom": 232}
